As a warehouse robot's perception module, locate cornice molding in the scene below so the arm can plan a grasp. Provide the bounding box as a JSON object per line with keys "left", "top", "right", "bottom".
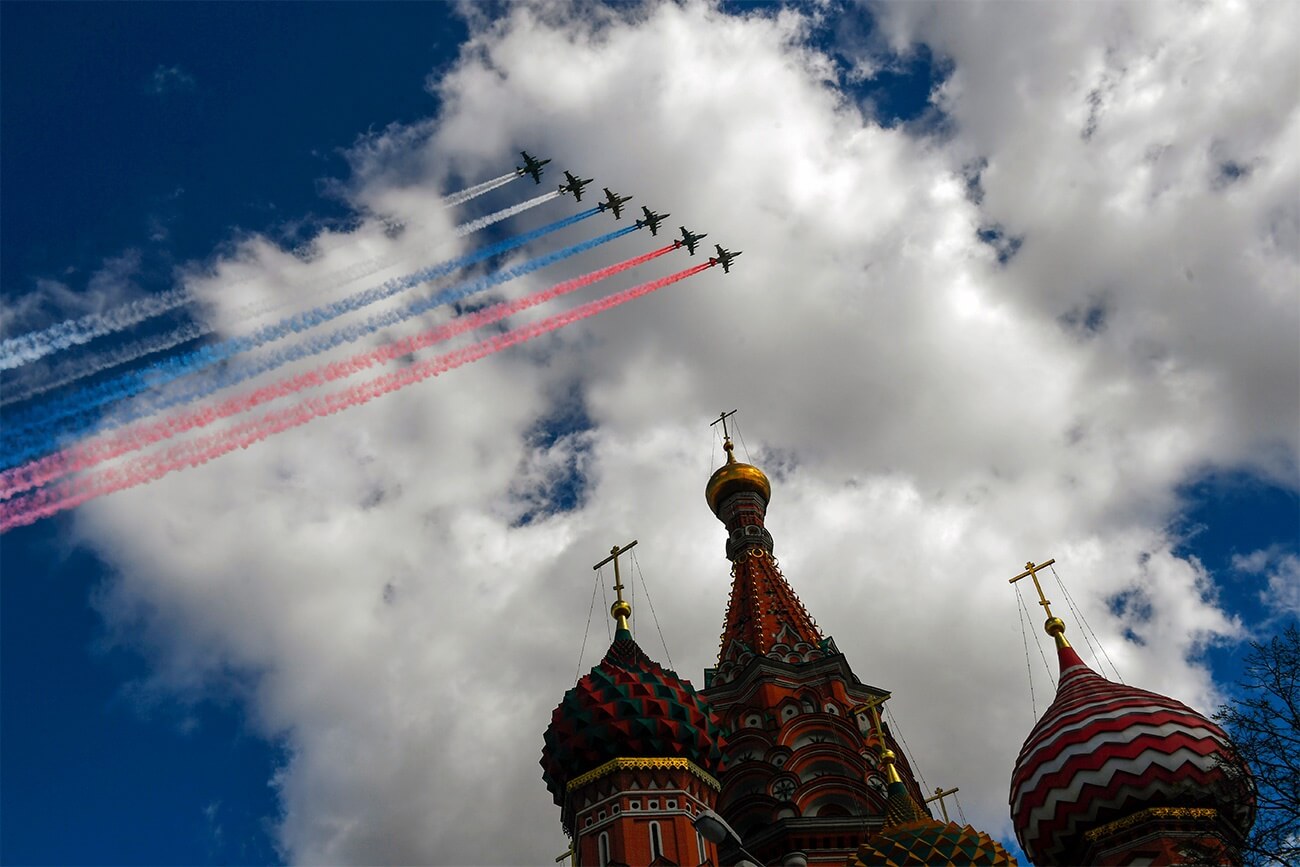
{"left": 566, "top": 757, "right": 722, "bottom": 793}
{"left": 1083, "top": 806, "right": 1221, "bottom": 843}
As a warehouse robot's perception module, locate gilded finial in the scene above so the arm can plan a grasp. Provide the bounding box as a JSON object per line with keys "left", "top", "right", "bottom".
{"left": 1010, "top": 558, "right": 1071, "bottom": 648}
{"left": 594, "top": 540, "right": 638, "bottom": 634}
{"left": 712, "top": 409, "right": 739, "bottom": 464}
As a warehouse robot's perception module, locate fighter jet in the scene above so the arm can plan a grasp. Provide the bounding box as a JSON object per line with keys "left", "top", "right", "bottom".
{"left": 559, "top": 170, "right": 594, "bottom": 202}
{"left": 674, "top": 226, "right": 708, "bottom": 255}
{"left": 516, "top": 151, "right": 551, "bottom": 184}
{"left": 597, "top": 187, "right": 633, "bottom": 220}
{"left": 635, "top": 206, "right": 670, "bottom": 236}
{"left": 709, "top": 244, "right": 743, "bottom": 274}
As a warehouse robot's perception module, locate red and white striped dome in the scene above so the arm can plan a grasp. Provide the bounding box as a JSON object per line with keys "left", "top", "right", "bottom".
{"left": 1009, "top": 644, "right": 1254, "bottom": 865}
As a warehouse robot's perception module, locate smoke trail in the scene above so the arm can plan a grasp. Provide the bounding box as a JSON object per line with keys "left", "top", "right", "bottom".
{"left": 2, "top": 221, "right": 639, "bottom": 468}
{"left": 1, "top": 244, "right": 680, "bottom": 498}
{"left": 0, "top": 288, "right": 192, "bottom": 371}
{"left": 2, "top": 206, "right": 599, "bottom": 455}
{"left": 0, "top": 323, "right": 207, "bottom": 408}
{"left": 0, "top": 173, "right": 526, "bottom": 373}
{"left": 0, "top": 191, "right": 564, "bottom": 403}
{"left": 0, "top": 261, "right": 714, "bottom": 530}
{"left": 441, "top": 171, "right": 518, "bottom": 208}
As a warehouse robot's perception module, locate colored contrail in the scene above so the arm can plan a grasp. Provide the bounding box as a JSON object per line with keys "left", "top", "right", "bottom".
{"left": 0, "top": 191, "right": 562, "bottom": 405}
{"left": 0, "top": 174, "right": 525, "bottom": 371}
{"left": 1, "top": 205, "right": 598, "bottom": 457}
{"left": 0, "top": 261, "right": 713, "bottom": 530}
{"left": 0, "top": 322, "right": 208, "bottom": 409}
{"left": 2, "top": 222, "right": 641, "bottom": 468}
{"left": 0, "top": 244, "right": 681, "bottom": 499}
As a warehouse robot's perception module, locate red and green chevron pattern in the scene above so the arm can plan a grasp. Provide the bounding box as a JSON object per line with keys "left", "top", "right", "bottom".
{"left": 540, "top": 629, "right": 726, "bottom": 806}
{"left": 1009, "top": 644, "right": 1254, "bottom": 864}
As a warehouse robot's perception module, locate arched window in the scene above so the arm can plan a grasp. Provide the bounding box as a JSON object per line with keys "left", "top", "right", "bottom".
{"left": 649, "top": 821, "right": 664, "bottom": 861}
{"left": 697, "top": 830, "right": 708, "bottom": 865}
{"left": 598, "top": 831, "right": 610, "bottom": 867}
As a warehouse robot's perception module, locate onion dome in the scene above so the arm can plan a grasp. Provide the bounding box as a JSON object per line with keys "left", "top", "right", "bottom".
{"left": 540, "top": 627, "right": 727, "bottom": 812}
{"left": 1009, "top": 623, "right": 1254, "bottom": 865}
{"left": 705, "top": 437, "right": 770, "bottom": 517}
{"left": 851, "top": 718, "right": 1016, "bottom": 866}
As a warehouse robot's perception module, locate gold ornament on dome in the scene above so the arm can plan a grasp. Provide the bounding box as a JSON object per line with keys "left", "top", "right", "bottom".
{"left": 565, "top": 757, "right": 721, "bottom": 792}
{"left": 1082, "top": 807, "right": 1220, "bottom": 842}
{"left": 705, "top": 440, "right": 771, "bottom": 515}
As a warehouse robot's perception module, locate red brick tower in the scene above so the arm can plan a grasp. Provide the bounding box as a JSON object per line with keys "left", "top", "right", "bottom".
{"left": 700, "top": 426, "right": 928, "bottom": 866}
{"left": 542, "top": 545, "right": 728, "bottom": 867}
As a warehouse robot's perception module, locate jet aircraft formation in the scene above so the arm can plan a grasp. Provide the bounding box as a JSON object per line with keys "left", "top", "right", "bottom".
{"left": 520, "top": 151, "right": 740, "bottom": 272}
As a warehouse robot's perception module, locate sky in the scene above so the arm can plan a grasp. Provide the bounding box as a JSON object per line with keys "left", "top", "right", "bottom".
{"left": 1, "top": 1, "right": 1297, "bottom": 864}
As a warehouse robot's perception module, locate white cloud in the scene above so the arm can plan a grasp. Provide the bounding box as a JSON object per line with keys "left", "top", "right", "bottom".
{"left": 67, "top": 0, "right": 1298, "bottom": 863}
{"left": 1233, "top": 546, "right": 1300, "bottom": 619}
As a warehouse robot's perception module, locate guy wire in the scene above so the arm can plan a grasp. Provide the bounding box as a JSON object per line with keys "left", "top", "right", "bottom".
{"left": 631, "top": 549, "right": 675, "bottom": 670}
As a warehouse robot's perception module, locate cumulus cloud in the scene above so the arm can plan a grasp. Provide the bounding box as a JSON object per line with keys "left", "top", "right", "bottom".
{"left": 69, "top": 0, "right": 1298, "bottom": 863}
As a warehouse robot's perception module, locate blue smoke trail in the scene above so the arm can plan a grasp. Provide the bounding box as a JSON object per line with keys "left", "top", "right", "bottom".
{"left": 2, "top": 191, "right": 565, "bottom": 405}
{"left": 0, "top": 174, "right": 526, "bottom": 371}
{"left": 3, "top": 219, "right": 636, "bottom": 466}
{"left": 1, "top": 208, "right": 598, "bottom": 457}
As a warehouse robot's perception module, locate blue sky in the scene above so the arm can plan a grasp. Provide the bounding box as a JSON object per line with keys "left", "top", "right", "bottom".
{"left": 2, "top": 2, "right": 1297, "bottom": 864}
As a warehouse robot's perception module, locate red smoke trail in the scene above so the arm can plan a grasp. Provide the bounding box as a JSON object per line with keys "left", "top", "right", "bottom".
{"left": 0, "top": 260, "right": 712, "bottom": 530}
{"left": 0, "top": 244, "right": 679, "bottom": 501}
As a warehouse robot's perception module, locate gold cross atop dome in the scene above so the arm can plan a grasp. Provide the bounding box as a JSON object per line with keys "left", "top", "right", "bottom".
{"left": 594, "top": 540, "right": 638, "bottom": 633}
{"left": 1009, "top": 558, "right": 1071, "bottom": 648}
{"left": 705, "top": 410, "right": 771, "bottom": 515}
{"left": 925, "top": 786, "right": 961, "bottom": 823}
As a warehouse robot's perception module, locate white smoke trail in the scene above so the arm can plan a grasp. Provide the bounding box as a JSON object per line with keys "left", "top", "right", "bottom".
{"left": 0, "top": 190, "right": 562, "bottom": 405}
{"left": 0, "top": 172, "right": 523, "bottom": 373}
{"left": 440, "top": 172, "right": 519, "bottom": 208}
{"left": 0, "top": 288, "right": 191, "bottom": 371}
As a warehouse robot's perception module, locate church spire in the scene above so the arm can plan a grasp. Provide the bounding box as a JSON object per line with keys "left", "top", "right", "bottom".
{"left": 703, "top": 413, "right": 823, "bottom": 682}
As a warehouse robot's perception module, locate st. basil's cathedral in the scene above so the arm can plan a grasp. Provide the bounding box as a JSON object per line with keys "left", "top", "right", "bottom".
{"left": 540, "top": 426, "right": 1256, "bottom": 866}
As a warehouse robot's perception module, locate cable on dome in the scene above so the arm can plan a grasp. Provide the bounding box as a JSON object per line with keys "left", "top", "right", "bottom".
{"left": 599, "top": 565, "right": 612, "bottom": 643}
{"left": 576, "top": 568, "right": 603, "bottom": 682}
{"left": 1016, "top": 581, "right": 1054, "bottom": 682}
{"left": 733, "top": 414, "right": 754, "bottom": 463}
{"left": 631, "top": 549, "right": 675, "bottom": 670}
{"left": 1051, "top": 563, "right": 1124, "bottom": 683}
{"left": 954, "top": 791, "right": 967, "bottom": 825}
{"left": 1016, "top": 582, "right": 1037, "bottom": 718}
{"left": 884, "top": 703, "right": 929, "bottom": 795}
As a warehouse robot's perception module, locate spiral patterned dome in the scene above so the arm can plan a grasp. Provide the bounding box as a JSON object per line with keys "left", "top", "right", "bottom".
{"left": 540, "top": 629, "right": 727, "bottom": 808}
{"left": 1009, "top": 644, "right": 1254, "bottom": 864}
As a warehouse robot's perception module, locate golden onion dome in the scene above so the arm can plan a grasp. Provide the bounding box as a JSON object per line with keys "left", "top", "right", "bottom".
{"left": 705, "top": 440, "right": 771, "bottom": 516}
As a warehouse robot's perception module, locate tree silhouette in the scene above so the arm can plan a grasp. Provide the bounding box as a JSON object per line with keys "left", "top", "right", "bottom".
{"left": 1214, "top": 625, "right": 1300, "bottom": 866}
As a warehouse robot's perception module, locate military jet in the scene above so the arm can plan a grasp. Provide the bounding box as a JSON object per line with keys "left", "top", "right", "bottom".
{"left": 675, "top": 226, "right": 708, "bottom": 255}
{"left": 516, "top": 151, "right": 551, "bottom": 184}
{"left": 559, "top": 170, "right": 594, "bottom": 201}
{"left": 635, "top": 206, "right": 670, "bottom": 236}
{"left": 597, "top": 187, "right": 633, "bottom": 220}
{"left": 709, "top": 244, "right": 743, "bottom": 274}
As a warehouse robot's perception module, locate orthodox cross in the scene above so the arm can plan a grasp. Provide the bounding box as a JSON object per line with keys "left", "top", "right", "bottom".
{"left": 594, "top": 540, "right": 638, "bottom": 632}
{"left": 1009, "top": 558, "right": 1058, "bottom": 620}
{"left": 710, "top": 409, "right": 739, "bottom": 444}
{"left": 924, "top": 785, "right": 961, "bottom": 822}
{"left": 850, "top": 694, "right": 891, "bottom": 739}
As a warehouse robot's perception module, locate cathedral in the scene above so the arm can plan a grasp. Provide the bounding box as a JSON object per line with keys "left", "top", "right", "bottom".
{"left": 540, "top": 427, "right": 1256, "bottom": 866}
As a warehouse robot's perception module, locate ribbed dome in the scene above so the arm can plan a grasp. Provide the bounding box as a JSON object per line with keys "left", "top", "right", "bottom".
{"left": 1009, "top": 645, "right": 1254, "bottom": 864}
{"left": 705, "top": 441, "right": 771, "bottom": 516}
{"left": 540, "top": 630, "right": 726, "bottom": 808}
